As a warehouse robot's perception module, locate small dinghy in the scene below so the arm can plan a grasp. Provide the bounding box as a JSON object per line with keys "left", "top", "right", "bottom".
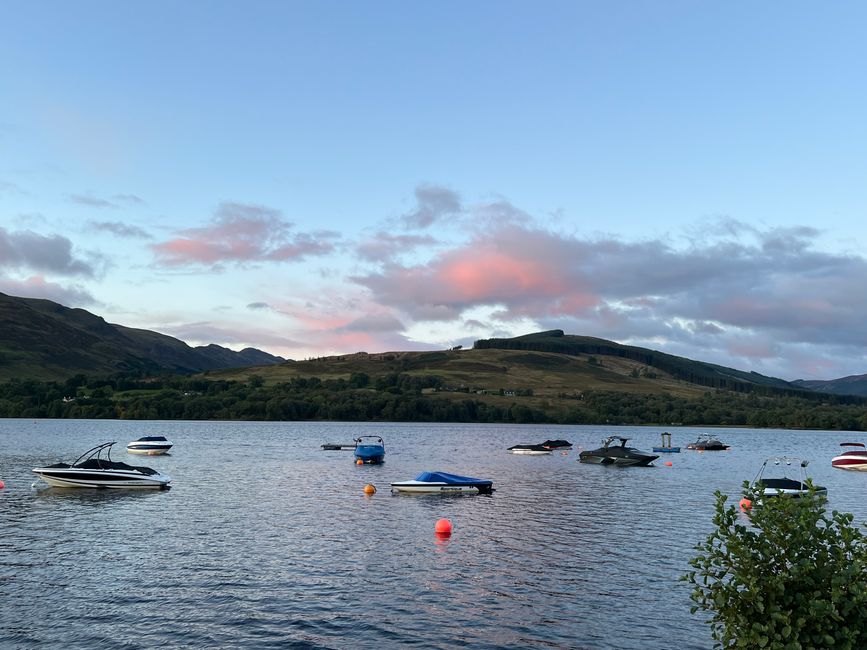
{"left": 354, "top": 436, "right": 385, "bottom": 464}
{"left": 832, "top": 442, "right": 867, "bottom": 471}
{"left": 751, "top": 456, "right": 826, "bottom": 500}
{"left": 507, "top": 444, "right": 552, "bottom": 455}
{"left": 391, "top": 471, "right": 493, "bottom": 494}
{"left": 652, "top": 432, "right": 680, "bottom": 453}
{"left": 686, "top": 433, "right": 730, "bottom": 451}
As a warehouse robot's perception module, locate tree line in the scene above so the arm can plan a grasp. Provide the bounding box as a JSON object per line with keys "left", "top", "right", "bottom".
{"left": 1, "top": 372, "right": 866, "bottom": 430}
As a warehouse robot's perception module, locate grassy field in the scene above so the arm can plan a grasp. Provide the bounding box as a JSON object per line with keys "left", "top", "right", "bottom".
{"left": 205, "top": 347, "right": 710, "bottom": 408}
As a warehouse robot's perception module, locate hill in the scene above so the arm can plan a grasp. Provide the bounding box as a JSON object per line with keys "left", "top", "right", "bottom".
{"left": 0, "top": 292, "right": 285, "bottom": 381}
{"left": 207, "top": 330, "right": 813, "bottom": 405}
{"left": 792, "top": 375, "right": 867, "bottom": 397}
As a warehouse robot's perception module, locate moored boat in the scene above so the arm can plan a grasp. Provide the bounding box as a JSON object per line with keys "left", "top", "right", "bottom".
{"left": 751, "top": 456, "right": 826, "bottom": 500}
{"left": 127, "top": 435, "right": 173, "bottom": 455}
{"left": 579, "top": 436, "right": 658, "bottom": 467}
{"left": 507, "top": 444, "right": 552, "bottom": 455}
{"left": 541, "top": 439, "right": 573, "bottom": 450}
{"left": 652, "top": 432, "right": 680, "bottom": 453}
{"left": 832, "top": 443, "right": 867, "bottom": 471}
{"left": 354, "top": 436, "right": 385, "bottom": 464}
{"left": 391, "top": 471, "right": 493, "bottom": 494}
{"left": 686, "top": 434, "right": 730, "bottom": 451}
{"left": 32, "top": 442, "right": 171, "bottom": 490}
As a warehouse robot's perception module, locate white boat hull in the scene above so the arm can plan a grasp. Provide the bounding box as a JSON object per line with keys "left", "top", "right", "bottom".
{"left": 508, "top": 449, "right": 551, "bottom": 455}
{"left": 32, "top": 468, "right": 171, "bottom": 489}
{"left": 390, "top": 481, "right": 486, "bottom": 494}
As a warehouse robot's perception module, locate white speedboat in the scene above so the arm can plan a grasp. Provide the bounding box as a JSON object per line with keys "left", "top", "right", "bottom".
{"left": 127, "top": 435, "right": 173, "bottom": 455}
{"left": 391, "top": 471, "right": 493, "bottom": 494}
{"left": 832, "top": 442, "right": 867, "bottom": 471}
{"left": 33, "top": 442, "right": 171, "bottom": 490}
{"left": 507, "top": 444, "right": 552, "bottom": 455}
{"left": 751, "top": 456, "right": 826, "bottom": 499}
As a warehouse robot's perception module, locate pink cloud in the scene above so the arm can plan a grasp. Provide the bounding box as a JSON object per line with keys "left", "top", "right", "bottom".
{"left": 151, "top": 202, "right": 339, "bottom": 267}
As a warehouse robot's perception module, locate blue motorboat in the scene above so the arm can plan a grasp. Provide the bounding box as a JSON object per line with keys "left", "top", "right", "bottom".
{"left": 390, "top": 471, "right": 493, "bottom": 494}
{"left": 354, "top": 436, "right": 385, "bottom": 464}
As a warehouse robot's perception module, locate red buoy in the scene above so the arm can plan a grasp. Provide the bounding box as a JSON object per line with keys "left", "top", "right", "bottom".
{"left": 664, "top": 461, "right": 673, "bottom": 467}
{"left": 435, "top": 518, "right": 452, "bottom": 535}
{"left": 739, "top": 498, "right": 753, "bottom": 511}
{"left": 0, "top": 479, "right": 5, "bottom": 489}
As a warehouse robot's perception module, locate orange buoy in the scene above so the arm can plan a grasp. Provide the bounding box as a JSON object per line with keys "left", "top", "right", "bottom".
{"left": 363, "top": 483, "right": 376, "bottom": 495}
{"left": 435, "top": 518, "right": 452, "bottom": 535}
{"left": 356, "top": 459, "right": 364, "bottom": 465}
{"left": 664, "top": 461, "right": 673, "bottom": 467}
{"left": 739, "top": 498, "right": 753, "bottom": 511}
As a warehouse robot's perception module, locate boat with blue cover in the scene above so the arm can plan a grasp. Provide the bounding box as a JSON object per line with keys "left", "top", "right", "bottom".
{"left": 354, "top": 436, "right": 385, "bottom": 464}
{"left": 390, "top": 471, "right": 494, "bottom": 494}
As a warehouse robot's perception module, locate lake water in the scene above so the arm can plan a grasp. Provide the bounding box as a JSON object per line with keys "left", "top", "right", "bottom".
{"left": 1, "top": 419, "right": 865, "bottom": 649}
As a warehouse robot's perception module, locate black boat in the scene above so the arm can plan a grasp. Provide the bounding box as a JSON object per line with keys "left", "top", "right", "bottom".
{"left": 751, "top": 456, "right": 827, "bottom": 500}
{"left": 507, "top": 444, "right": 552, "bottom": 455}
{"left": 685, "top": 434, "right": 730, "bottom": 451}
{"left": 578, "top": 436, "right": 658, "bottom": 467}
{"left": 541, "top": 439, "right": 573, "bottom": 450}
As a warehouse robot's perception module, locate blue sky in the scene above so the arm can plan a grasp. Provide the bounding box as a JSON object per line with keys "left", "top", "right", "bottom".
{"left": 3, "top": 1, "right": 867, "bottom": 380}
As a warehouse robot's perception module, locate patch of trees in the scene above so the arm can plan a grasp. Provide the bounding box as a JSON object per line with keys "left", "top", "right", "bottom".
{"left": 0, "top": 374, "right": 866, "bottom": 430}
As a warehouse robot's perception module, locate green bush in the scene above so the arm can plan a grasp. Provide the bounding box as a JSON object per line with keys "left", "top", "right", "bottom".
{"left": 684, "top": 484, "right": 867, "bottom": 648}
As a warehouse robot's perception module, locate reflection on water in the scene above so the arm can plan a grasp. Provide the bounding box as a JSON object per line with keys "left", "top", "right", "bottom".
{"left": 1, "top": 420, "right": 865, "bottom": 648}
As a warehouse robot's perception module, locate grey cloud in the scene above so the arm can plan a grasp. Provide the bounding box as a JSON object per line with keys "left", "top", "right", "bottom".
{"left": 0, "top": 227, "right": 95, "bottom": 276}
{"left": 160, "top": 321, "right": 303, "bottom": 349}
{"left": 88, "top": 220, "right": 151, "bottom": 239}
{"left": 247, "top": 302, "right": 271, "bottom": 310}
{"left": 113, "top": 194, "right": 145, "bottom": 205}
{"left": 69, "top": 193, "right": 117, "bottom": 208}
{"left": 0, "top": 277, "right": 97, "bottom": 306}
{"left": 401, "top": 184, "right": 462, "bottom": 229}
{"left": 356, "top": 232, "right": 438, "bottom": 263}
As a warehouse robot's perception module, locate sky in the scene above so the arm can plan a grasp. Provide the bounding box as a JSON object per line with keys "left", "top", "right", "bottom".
{"left": 2, "top": 1, "right": 867, "bottom": 381}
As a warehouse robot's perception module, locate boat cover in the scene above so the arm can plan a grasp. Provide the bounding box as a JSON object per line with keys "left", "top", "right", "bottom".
{"left": 414, "top": 471, "right": 491, "bottom": 485}
{"left": 132, "top": 436, "right": 169, "bottom": 442}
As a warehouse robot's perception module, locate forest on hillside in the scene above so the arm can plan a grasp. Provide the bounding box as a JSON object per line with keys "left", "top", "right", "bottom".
{"left": 1, "top": 372, "right": 867, "bottom": 431}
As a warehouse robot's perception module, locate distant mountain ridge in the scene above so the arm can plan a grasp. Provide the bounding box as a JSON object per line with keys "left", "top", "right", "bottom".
{"left": 0, "top": 292, "right": 285, "bottom": 381}
{"left": 792, "top": 375, "right": 867, "bottom": 397}
{"left": 473, "top": 329, "right": 801, "bottom": 395}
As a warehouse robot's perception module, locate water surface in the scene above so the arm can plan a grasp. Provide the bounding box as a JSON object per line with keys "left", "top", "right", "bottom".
{"left": 1, "top": 420, "right": 863, "bottom": 649}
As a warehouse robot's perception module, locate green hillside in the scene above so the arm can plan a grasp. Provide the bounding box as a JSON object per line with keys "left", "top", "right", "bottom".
{"left": 0, "top": 292, "right": 284, "bottom": 381}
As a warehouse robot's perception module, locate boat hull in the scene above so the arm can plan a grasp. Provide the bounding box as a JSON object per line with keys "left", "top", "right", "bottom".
{"left": 578, "top": 453, "right": 657, "bottom": 467}
{"left": 390, "top": 481, "right": 492, "bottom": 494}
{"left": 32, "top": 468, "right": 171, "bottom": 489}
{"left": 832, "top": 455, "right": 867, "bottom": 471}
{"left": 126, "top": 444, "right": 172, "bottom": 455}
{"left": 508, "top": 449, "right": 551, "bottom": 455}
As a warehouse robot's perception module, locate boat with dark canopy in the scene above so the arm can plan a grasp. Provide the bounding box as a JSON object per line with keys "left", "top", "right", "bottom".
{"left": 579, "top": 436, "right": 658, "bottom": 467}
{"left": 751, "top": 456, "right": 826, "bottom": 499}
{"left": 686, "top": 434, "right": 730, "bottom": 451}
{"left": 32, "top": 441, "right": 171, "bottom": 490}
{"left": 507, "top": 444, "right": 552, "bottom": 455}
